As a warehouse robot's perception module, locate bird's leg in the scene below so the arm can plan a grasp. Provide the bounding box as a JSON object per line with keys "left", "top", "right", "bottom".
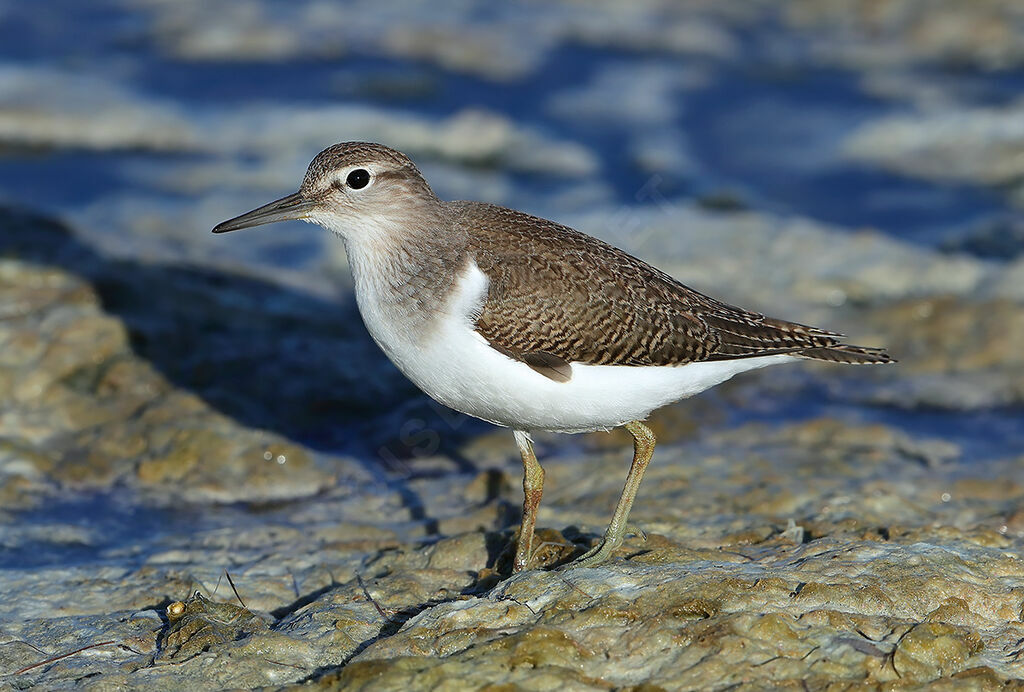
{"left": 512, "top": 430, "right": 545, "bottom": 573}
{"left": 571, "top": 420, "right": 656, "bottom": 568}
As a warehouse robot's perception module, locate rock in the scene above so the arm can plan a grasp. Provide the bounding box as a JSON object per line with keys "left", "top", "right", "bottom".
{"left": 843, "top": 99, "right": 1024, "bottom": 202}
{"left": 0, "top": 253, "right": 348, "bottom": 506}
{"left": 857, "top": 297, "right": 1024, "bottom": 408}
{"left": 158, "top": 592, "right": 272, "bottom": 663}
{"left": 0, "top": 66, "right": 199, "bottom": 152}
{"left": 0, "top": 207, "right": 402, "bottom": 511}
{"left": 892, "top": 622, "right": 984, "bottom": 682}
{"left": 5, "top": 402, "right": 1024, "bottom": 687}
{"left": 325, "top": 536, "right": 1017, "bottom": 689}
{"left": 991, "top": 258, "right": 1024, "bottom": 302}
{"left": 785, "top": 0, "right": 1024, "bottom": 70}
{"left": 866, "top": 297, "right": 1024, "bottom": 375}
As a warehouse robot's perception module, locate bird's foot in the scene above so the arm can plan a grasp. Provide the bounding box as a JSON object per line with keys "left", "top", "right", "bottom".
{"left": 563, "top": 536, "right": 622, "bottom": 569}
{"left": 512, "top": 529, "right": 579, "bottom": 572}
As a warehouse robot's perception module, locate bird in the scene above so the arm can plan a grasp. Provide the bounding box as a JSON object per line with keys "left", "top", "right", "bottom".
{"left": 213, "top": 142, "right": 893, "bottom": 573}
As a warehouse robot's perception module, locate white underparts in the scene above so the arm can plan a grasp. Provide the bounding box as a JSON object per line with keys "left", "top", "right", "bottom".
{"left": 351, "top": 257, "right": 796, "bottom": 434}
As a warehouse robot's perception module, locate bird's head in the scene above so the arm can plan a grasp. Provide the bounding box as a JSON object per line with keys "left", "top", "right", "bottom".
{"left": 212, "top": 142, "right": 441, "bottom": 243}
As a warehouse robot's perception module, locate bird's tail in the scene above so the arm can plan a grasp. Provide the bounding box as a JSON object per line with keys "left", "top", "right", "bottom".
{"left": 796, "top": 343, "right": 895, "bottom": 365}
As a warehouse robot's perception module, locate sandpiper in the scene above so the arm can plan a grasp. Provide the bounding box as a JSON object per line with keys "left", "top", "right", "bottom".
{"left": 213, "top": 142, "right": 893, "bottom": 572}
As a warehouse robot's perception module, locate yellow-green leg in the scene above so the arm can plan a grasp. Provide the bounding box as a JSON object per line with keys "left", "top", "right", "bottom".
{"left": 512, "top": 430, "right": 544, "bottom": 573}
{"left": 571, "top": 420, "right": 656, "bottom": 568}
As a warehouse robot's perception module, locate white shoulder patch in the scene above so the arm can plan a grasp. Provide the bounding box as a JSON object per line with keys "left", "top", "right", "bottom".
{"left": 450, "top": 258, "right": 490, "bottom": 326}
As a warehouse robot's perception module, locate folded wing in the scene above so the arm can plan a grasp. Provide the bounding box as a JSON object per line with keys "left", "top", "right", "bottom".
{"left": 457, "top": 202, "right": 893, "bottom": 376}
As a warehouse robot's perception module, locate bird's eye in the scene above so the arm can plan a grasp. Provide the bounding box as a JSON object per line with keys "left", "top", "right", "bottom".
{"left": 346, "top": 169, "right": 371, "bottom": 189}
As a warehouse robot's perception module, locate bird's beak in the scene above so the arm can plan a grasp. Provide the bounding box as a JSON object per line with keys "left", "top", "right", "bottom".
{"left": 212, "top": 192, "right": 315, "bottom": 233}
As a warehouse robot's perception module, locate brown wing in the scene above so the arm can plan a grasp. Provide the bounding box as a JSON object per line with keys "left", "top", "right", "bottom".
{"left": 456, "top": 202, "right": 893, "bottom": 371}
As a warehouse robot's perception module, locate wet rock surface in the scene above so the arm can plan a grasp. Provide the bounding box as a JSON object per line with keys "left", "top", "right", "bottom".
{"left": 2, "top": 204, "right": 1023, "bottom": 688}
{"left": 3, "top": 0, "right": 1024, "bottom": 688}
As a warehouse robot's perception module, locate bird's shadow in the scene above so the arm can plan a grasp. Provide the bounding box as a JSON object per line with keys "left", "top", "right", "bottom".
{"left": 1, "top": 204, "right": 490, "bottom": 474}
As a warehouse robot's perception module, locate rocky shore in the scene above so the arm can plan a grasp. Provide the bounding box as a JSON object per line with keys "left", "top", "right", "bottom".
{"left": 2, "top": 199, "right": 1023, "bottom": 688}
{"left": 3, "top": 0, "right": 1024, "bottom": 688}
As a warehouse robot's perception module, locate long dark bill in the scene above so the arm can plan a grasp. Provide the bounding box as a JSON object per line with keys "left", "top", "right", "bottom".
{"left": 212, "top": 192, "right": 314, "bottom": 233}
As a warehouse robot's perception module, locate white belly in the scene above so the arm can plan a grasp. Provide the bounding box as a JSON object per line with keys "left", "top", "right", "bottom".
{"left": 356, "top": 260, "right": 795, "bottom": 434}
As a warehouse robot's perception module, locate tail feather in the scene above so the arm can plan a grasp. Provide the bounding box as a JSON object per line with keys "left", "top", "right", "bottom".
{"left": 691, "top": 294, "right": 894, "bottom": 366}
{"left": 796, "top": 344, "right": 895, "bottom": 365}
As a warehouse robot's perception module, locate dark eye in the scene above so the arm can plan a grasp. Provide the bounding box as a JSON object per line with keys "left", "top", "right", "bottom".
{"left": 346, "top": 169, "right": 370, "bottom": 189}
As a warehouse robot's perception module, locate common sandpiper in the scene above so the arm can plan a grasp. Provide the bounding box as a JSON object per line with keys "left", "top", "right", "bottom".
{"left": 213, "top": 142, "right": 893, "bottom": 573}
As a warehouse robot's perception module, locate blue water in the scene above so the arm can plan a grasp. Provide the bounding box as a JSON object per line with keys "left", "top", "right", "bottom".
{"left": 0, "top": 2, "right": 1019, "bottom": 255}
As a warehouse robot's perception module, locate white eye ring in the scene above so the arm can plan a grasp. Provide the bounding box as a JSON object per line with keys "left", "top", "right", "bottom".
{"left": 344, "top": 168, "right": 372, "bottom": 190}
